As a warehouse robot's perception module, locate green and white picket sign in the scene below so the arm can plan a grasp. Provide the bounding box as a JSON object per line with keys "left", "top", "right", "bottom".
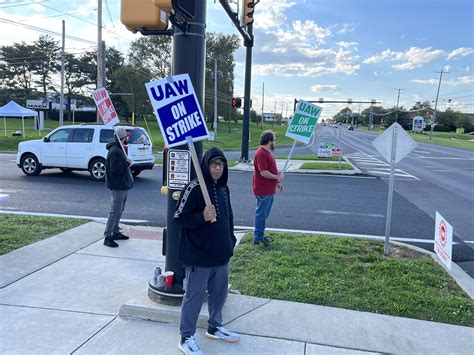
{"left": 282, "top": 100, "right": 322, "bottom": 177}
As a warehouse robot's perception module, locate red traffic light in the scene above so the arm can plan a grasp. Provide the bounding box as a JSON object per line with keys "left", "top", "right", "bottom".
{"left": 232, "top": 97, "right": 242, "bottom": 108}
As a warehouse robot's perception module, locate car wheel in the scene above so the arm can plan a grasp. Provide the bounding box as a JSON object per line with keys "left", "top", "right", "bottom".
{"left": 60, "top": 168, "right": 73, "bottom": 173}
{"left": 131, "top": 169, "right": 142, "bottom": 177}
{"left": 21, "top": 154, "right": 42, "bottom": 176}
{"left": 89, "top": 158, "right": 106, "bottom": 181}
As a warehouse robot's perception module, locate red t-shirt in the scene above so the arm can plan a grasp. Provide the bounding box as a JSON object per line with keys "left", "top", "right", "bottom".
{"left": 253, "top": 146, "right": 278, "bottom": 196}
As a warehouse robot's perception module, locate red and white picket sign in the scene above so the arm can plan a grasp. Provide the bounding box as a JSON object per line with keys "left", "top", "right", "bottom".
{"left": 92, "top": 88, "right": 120, "bottom": 127}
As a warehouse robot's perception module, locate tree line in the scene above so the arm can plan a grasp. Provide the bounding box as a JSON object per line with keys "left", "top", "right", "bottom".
{"left": 0, "top": 33, "right": 242, "bottom": 123}
{"left": 333, "top": 101, "right": 472, "bottom": 132}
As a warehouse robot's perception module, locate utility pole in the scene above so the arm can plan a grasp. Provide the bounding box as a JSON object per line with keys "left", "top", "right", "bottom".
{"left": 261, "top": 82, "right": 264, "bottom": 129}
{"left": 59, "top": 20, "right": 65, "bottom": 126}
{"left": 213, "top": 58, "right": 218, "bottom": 136}
{"left": 430, "top": 70, "right": 448, "bottom": 140}
{"left": 240, "top": 22, "right": 253, "bottom": 161}
{"left": 96, "top": 0, "right": 103, "bottom": 123}
{"left": 394, "top": 88, "right": 404, "bottom": 123}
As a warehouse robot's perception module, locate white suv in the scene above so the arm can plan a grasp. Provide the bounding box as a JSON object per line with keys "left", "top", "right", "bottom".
{"left": 17, "top": 124, "right": 155, "bottom": 181}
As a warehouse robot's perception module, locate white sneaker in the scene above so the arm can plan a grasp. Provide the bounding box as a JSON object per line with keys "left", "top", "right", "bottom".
{"left": 178, "top": 336, "right": 204, "bottom": 355}
{"left": 205, "top": 326, "right": 240, "bottom": 343}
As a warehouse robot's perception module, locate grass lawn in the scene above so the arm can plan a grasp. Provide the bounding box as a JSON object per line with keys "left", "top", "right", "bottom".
{"left": 0, "top": 214, "right": 88, "bottom": 255}
{"left": 408, "top": 131, "right": 474, "bottom": 150}
{"left": 0, "top": 116, "right": 296, "bottom": 152}
{"left": 230, "top": 232, "right": 474, "bottom": 326}
{"left": 357, "top": 126, "right": 474, "bottom": 150}
{"left": 300, "top": 162, "right": 353, "bottom": 170}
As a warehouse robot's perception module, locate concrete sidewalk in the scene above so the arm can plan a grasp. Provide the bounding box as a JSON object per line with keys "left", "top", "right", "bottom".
{"left": 1, "top": 222, "right": 472, "bottom": 354}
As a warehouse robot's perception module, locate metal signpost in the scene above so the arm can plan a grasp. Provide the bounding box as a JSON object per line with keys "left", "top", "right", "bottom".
{"left": 372, "top": 122, "right": 417, "bottom": 254}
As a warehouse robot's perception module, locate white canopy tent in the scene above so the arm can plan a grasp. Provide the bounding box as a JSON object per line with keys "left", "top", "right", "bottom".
{"left": 0, "top": 100, "right": 38, "bottom": 138}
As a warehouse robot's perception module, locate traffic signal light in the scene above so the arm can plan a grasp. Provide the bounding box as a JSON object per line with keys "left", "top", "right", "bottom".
{"left": 121, "top": 0, "right": 169, "bottom": 33}
{"left": 232, "top": 98, "right": 242, "bottom": 108}
{"left": 241, "top": 0, "right": 255, "bottom": 26}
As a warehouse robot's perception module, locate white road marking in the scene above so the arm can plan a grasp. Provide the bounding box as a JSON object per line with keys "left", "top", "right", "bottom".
{"left": 318, "top": 210, "right": 384, "bottom": 218}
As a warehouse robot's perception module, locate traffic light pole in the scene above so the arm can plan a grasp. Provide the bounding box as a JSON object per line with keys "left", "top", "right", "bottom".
{"left": 150, "top": 0, "right": 206, "bottom": 301}
{"left": 240, "top": 23, "right": 253, "bottom": 162}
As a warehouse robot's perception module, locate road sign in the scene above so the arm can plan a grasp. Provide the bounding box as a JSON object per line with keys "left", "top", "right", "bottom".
{"left": 91, "top": 88, "right": 119, "bottom": 127}
{"left": 412, "top": 116, "right": 425, "bottom": 132}
{"left": 332, "top": 147, "right": 342, "bottom": 156}
{"left": 434, "top": 212, "right": 453, "bottom": 270}
{"left": 145, "top": 74, "right": 209, "bottom": 148}
{"left": 167, "top": 149, "right": 191, "bottom": 190}
{"left": 372, "top": 122, "right": 417, "bottom": 164}
{"left": 285, "top": 100, "right": 322, "bottom": 144}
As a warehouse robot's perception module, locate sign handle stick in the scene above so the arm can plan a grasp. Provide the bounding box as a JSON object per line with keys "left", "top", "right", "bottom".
{"left": 186, "top": 136, "right": 216, "bottom": 223}
{"left": 281, "top": 140, "right": 297, "bottom": 179}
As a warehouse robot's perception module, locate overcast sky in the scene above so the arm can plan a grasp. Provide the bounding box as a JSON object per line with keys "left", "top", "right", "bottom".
{"left": 1, "top": 0, "right": 473, "bottom": 118}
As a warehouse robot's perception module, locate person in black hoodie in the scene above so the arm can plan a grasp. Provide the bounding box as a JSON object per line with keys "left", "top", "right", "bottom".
{"left": 103, "top": 127, "right": 134, "bottom": 248}
{"left": 174, "top": 147, "right": 239, "bottom": 355}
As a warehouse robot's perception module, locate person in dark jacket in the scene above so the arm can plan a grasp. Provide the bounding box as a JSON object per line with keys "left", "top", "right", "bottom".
{"left": 103, "top": 127, "right": 134, "bottom": 248}
{"left": 174, "top": 147, "right": 239, "bottom": 355}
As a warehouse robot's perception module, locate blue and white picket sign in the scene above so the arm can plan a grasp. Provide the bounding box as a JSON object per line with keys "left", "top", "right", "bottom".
{"left": 145, "top": 74, "right": 209, "bottom": 148}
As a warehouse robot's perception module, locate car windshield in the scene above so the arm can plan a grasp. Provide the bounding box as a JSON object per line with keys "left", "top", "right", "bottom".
{"left": 126, "top": 128, "right": 151, "bottom": 145}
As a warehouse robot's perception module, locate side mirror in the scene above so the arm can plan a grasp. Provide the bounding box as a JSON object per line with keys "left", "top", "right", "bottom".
{"left": 43, "top": 137, "right": 49, "bottom": 142}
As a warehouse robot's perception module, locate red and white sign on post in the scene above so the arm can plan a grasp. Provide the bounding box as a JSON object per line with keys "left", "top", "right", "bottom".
{"left": 92, "top": 88, "right": 119, "bottom": 127}
{"left": 434, "top": 211, "right": 453, "bottom": 270}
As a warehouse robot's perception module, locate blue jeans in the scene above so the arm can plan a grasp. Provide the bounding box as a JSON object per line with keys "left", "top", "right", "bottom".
{"left": 253, "top": 195, "right": 274, "bottom": 242}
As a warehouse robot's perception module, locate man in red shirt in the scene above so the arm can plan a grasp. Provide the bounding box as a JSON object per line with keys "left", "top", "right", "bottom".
{"left": 252, "top": 130, "right": 284, "bottom": 247}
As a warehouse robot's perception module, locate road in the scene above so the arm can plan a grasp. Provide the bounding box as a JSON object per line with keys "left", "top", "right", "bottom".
{"left": 1, "top": 149, "right": 473, "bottom": 276}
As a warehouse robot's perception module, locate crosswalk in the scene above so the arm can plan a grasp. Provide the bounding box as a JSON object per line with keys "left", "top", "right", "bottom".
{"left": 344, "top": 152, "right": 419, "bottom": 180}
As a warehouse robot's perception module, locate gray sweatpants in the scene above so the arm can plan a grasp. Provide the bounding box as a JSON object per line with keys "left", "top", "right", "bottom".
{"left": 104, "top": 190, "right": 128, "bottom": 237}
{"left": 180, "top": 263, "right": 229, "bottom": 337}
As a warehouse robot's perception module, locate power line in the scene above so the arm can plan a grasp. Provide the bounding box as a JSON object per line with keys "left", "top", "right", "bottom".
{"left": 0, "top": 0, "right": 49, "bottom": 9}
{"left": 0, "top": 18, "right": 96, "bottom": 45}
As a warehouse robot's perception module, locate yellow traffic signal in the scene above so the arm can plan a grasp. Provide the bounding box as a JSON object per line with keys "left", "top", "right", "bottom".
{"left": 121, "top": 0, "right": 169, "bottom": 33}
{"left": 241, "top": 0, "right": 255, "bottom": 26}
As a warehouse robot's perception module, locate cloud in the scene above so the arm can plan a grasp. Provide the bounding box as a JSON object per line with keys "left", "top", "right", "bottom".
{"left": 337, "top": 22, "right": 357, "bottom": 34}
{"left": 311, "top": 84, "right": 339, "bottom": 92}
{"left": 363, "top": 49, "right": 394, "bottom": 64}
{"left": 254, "top": 0, "right": 296, "bottom": 30}
{"left": 411, "top": 76, "right": 474, "bottom": 86}
{"left": 447, "top": 47, "right": 474, "bottom": 60}
{"left": 337, "top": 41, "right": 358, "bottom": 50}
{"left": 363, "top": 47, "right": 445, "bottom": 70}
{"left": 293, "top": 20, "right": 331, "bottom": 42}
{"left": 411, "top": 79, "right": 438, "bottom": 85}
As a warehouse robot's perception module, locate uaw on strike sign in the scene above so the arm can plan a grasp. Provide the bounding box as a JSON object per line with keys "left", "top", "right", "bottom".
{"left": 286, "top": 100, "right": 322, "bottom": 144}
{"left": 145, "top": 74, "right": 209, "bottom": 148}
{"left": 91, "top": 87, "right": 119, "bottom": 127}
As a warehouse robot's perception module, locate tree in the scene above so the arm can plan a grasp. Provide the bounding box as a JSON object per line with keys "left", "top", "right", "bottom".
{"left": 32, "top": 35, "right": 60, "bottom": 99}
{"left": 205, "top": 33, "right": 240, "bottom": 123}
{"left": 0, "top": 41, "right": 38, "bottom": 100}
{"left": 333, "top": 107, "right": 353, "bottom": 123}
{"left": 112, "top": 65, "right": 153, "bottom": 119}
{"left": 63, "top": 53, "right": 93, "bottom": 120}
{"left": 128, "top": 36, "right": 172, "bottom": 80}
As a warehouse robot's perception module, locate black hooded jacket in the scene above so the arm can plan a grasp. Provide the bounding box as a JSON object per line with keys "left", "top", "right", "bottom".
{"left": 105, "top": 140, "right": 134, "bottom": 191}
{"left": 174, "top": 147, "right": 237, "bottom": 267}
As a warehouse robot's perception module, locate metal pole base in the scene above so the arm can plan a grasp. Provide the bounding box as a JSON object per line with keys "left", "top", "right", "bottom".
{"left": 148, "top": 280, "right": 184, "bottom": 306}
